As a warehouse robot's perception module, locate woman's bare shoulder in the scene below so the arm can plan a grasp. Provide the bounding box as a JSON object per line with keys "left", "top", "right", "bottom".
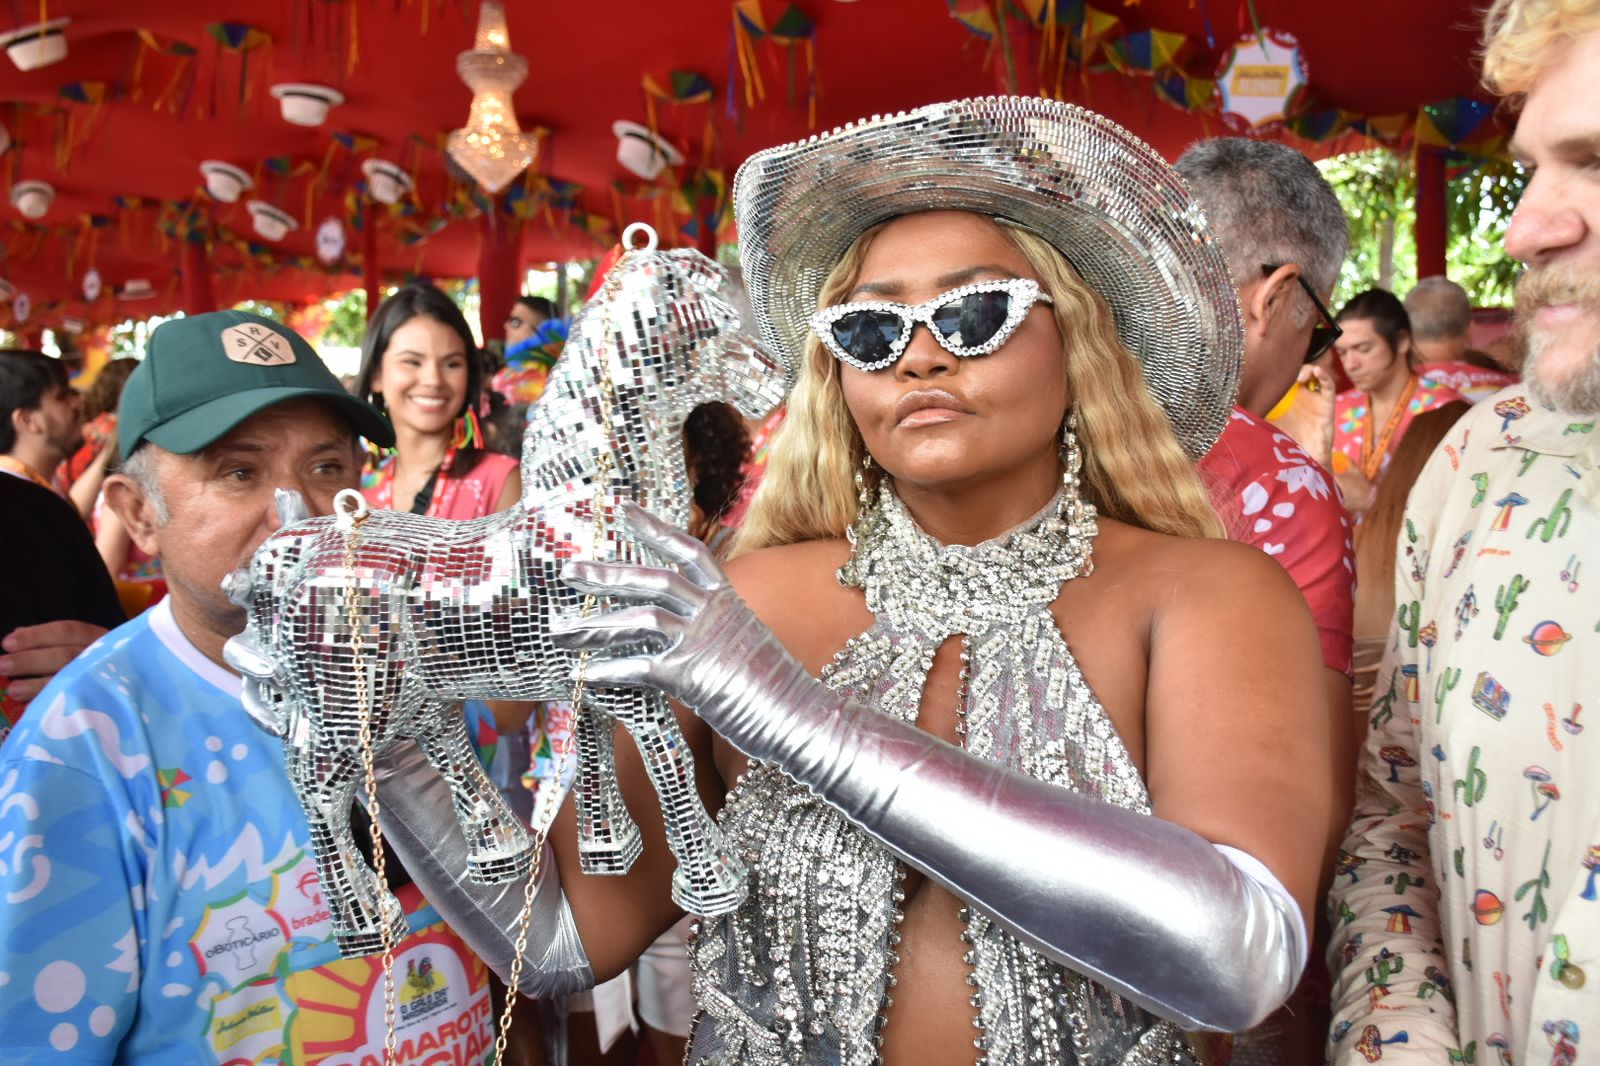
{"left": 725, "top": 538, "right": 853, "bottom": 606}
{"left": 723, "top": 539, "right": 867, "bottom": 668}
{"left": 1093, "top": 518, "right": 1297, "bottom": 595}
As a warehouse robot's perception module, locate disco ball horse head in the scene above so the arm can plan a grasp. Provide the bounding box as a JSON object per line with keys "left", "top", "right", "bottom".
{"left": 222, "top": 233, "right": 789, "bottom": 955}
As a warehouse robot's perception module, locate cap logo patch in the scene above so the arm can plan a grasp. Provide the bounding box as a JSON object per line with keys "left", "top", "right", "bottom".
{"left": 222, "top": 323, "right": 296, "bottom": 366}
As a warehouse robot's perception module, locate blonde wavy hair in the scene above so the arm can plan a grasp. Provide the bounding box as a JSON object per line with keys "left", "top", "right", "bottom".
{"left": 1482, "top": 0, "right": 1600, "bottom": 96}
{"left": 735, "top": 216, "right": 1224, "bottom": 553}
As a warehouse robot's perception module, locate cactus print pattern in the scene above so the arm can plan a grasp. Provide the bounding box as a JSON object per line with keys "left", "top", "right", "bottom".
{"left": 1328, "top": 389, "right": 1598, "bottom": 1063}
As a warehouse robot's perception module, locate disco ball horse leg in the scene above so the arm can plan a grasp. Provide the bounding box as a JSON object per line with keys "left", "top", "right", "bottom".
{"left": 227, "top": 522, "right": 534, "bottom": 954}
{"left": 225, "top": 244, "right": 788, "bottom": 952}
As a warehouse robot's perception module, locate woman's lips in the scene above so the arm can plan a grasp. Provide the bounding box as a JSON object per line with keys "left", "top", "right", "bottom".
{"left": 898, "top": 406, "right": 966, "bottom": 427}
{"left": 894, "top": 388, "right": 971, "bottom": 428}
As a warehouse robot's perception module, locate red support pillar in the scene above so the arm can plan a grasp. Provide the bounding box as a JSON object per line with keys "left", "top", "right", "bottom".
{"left": 1414, "top": 146, "right": 1448, "bottom": 282}
{"left": 181, "top": 236, "right": 217, "bottom": 314}
{"left": 364, "top": 204, "right": 381, "bottom": 321}
{"left": 478, "top": 205, "right": 522, "bottom": 344}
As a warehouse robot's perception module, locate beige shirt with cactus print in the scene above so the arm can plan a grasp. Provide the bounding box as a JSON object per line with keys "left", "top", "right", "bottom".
{"left": 1328, "top": 388, "right": 1598, "bottom": 1065}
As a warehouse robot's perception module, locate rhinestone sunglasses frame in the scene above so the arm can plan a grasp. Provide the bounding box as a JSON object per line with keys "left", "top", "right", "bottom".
{"left": 808, "top": 277, "right": 1054, "bottom": 372}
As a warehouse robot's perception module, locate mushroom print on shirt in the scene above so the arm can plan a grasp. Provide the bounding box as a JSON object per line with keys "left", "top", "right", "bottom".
{"left": 1327, "top": 387, "right": 1599, "bottom": 1065}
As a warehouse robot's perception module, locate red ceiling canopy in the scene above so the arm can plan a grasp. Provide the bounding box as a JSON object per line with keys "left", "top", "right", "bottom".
{"left": 0, "top": 0, "right": 1497, "bottom": 335}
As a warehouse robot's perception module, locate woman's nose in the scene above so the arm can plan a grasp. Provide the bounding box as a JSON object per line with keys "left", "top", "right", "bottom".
{"left": 893, "top": 323, "right": 957, "bottom": 379}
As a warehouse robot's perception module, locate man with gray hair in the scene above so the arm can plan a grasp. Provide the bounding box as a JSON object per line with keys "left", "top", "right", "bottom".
{"left": 1176, "top": 136, "right": 1357, "bottom": 1066}
{"left": 1405, "top": 274, "right": 1518, "bottom": 399}
{"left": 1328, "top": 1, "right": 1600, "bottom": 1060}
{"left": 1177, "top": 138, "right": 1350, "bottom": 422}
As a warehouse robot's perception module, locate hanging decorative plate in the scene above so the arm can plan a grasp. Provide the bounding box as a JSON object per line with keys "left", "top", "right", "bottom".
{"left": 1217, "top": 29, "right": 1306, "bottom": 132}
{"left": 316, "top": 217, "right": 346, "bottom": 265}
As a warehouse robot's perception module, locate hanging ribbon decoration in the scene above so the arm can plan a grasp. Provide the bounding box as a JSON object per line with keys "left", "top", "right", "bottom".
{"left": 203, "top": 23, "right": 273, "bottom": 119}
{"left": 1416, "top": 97, "right": 1502, "bottom": 155}
{"left": 66, "top": 213, "right": 111, "bottom": 283}
{"left": 312, "top": 131, "right": 380, "bottom": 229}
{"left": 731, "top": 1, "right": 769, "bottom": 112}
{"left": 112, "top": 195, "right": 146, "bottom": 250}
{"left": 54, "top": 82, "right": 107, "bottom": 173}
{"left": 730, "top": 2, "right": 819, "bottom": 127}
{"left": 643, "top": 69, "right": 716, "bottom": 170}
{"left": 131, "top": 31, "right": 199, "bottom": 112}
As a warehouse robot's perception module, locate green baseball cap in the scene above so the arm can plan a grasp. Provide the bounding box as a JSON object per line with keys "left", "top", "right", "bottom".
{"left": 118, "top": 310, "right": 393, "bottom": 461}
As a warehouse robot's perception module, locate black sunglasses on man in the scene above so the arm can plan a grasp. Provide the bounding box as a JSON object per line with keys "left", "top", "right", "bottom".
{"left": 1261, "top": 264, "right": 1341, "bottom": 365}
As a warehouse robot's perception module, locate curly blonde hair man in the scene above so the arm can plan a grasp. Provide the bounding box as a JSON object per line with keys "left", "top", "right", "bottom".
{"left": 1483, "top": 0, "right": 1600, "bottom": 95}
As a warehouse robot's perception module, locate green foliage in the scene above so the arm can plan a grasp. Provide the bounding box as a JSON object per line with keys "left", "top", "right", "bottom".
{"left": 1318, "top": 150, "right": 1526, "bottom": 309}
{"left": 232, "top": 300, "right": 280, "bottom": 321}
{"left": 324, "top": 289, "right": 370, "bottom": 349}
{"left": 108, "top": 313, "right": 180, "bottom": 359}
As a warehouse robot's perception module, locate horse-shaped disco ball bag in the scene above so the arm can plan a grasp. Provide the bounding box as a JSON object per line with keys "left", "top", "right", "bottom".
{"left": 222, "top": 229, "right": 789, "bottom": 955}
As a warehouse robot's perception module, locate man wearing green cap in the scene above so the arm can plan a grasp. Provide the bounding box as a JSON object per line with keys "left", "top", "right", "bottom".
{"left": 0, "top": 312, "right": 502, "bottom": 1064}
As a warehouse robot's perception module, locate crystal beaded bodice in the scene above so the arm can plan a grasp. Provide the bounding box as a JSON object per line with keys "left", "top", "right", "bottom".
{"left": 685, "top": 490, "right": 1196, "bottom": 1065}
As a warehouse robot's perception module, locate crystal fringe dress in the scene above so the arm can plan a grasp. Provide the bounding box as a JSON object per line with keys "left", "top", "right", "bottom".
{"left": 684, "top": 488, "right": 1197, "bottom": 1066}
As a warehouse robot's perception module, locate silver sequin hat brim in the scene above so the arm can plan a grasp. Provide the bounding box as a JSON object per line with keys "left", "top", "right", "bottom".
{"left": 733, "top": 95, "right": 1243, "bottom": 460}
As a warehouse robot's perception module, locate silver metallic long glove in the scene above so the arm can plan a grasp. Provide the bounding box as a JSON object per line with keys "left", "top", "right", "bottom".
{"left": 549, "top": 503, "right": 1305, "bottom": 1033}
{"left": 371, "top": 739, "right": 594, "bottom": 999}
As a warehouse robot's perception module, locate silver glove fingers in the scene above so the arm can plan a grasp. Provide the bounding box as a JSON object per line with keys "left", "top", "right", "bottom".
{"left": 372, "top": 739, "right": 594, "bottom": 999}
{"left": 550, "top": 604, "right": 687, "bottom": 654}
{"left": 562, "top": 559, "right": 706, "bottom": 615}
{"left": 618, "top": 502, "right": 725, "bottom": 587}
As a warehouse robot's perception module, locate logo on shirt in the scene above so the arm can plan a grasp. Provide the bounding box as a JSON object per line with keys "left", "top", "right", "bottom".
{"left": 398, "top": 954, "right": 452, "bottom": 1023}
{"left": 204, "top": 915, "right": 283, "bottom": 968}
{"left": 191, "top": 894, "right": 291, "bottom": 982}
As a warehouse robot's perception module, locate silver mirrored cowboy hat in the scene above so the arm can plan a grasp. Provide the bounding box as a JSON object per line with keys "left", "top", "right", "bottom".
{"left": 733, "top": 95, "right": 1242, "bottom": 459}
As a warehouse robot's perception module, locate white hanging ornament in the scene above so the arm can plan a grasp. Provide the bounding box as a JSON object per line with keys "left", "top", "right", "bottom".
{"left": 13, "top": 291, "right": 30, "bottom": 323}
{"left": 82, "top": 268, "right": 102, "bottom": 302}
{"left": 316, "top": 217, "right": 346, "bottom": 265}
{"left": 1217, "top": 29, "right": 1306, "bottom": 132}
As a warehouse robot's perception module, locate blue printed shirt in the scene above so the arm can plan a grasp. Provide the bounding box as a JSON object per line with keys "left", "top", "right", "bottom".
{"left": 0, "top": 599, "right": 498, "bottom": 1064}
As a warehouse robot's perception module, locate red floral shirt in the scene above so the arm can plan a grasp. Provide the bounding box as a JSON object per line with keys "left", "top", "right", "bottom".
{"left": 1200, "top": 407, "right": 1355, "bottom": 677}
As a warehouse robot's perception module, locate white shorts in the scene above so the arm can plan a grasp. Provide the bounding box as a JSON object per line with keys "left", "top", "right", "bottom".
{"left": 635, "top": 916, "right": 695, "bottom": 1038}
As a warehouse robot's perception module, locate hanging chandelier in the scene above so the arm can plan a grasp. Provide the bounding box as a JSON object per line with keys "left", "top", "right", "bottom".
{"left": 446, "top": 2, "right": 537, "bottom": 194}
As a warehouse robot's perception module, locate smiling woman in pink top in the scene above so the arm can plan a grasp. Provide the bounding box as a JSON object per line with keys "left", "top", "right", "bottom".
{"left": 357, "top": 282, "right": 520, "bottom": 519}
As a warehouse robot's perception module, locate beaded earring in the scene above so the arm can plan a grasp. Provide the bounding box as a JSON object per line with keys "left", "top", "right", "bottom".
{"left": 846, "top": 452, "right": 882, "bottom": 549}
{"left": 1061, "top": 407, "right": 1083, "bottom": 497}
{"left": 1057, "top": 406, "right": 1098, "bottom": 576}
